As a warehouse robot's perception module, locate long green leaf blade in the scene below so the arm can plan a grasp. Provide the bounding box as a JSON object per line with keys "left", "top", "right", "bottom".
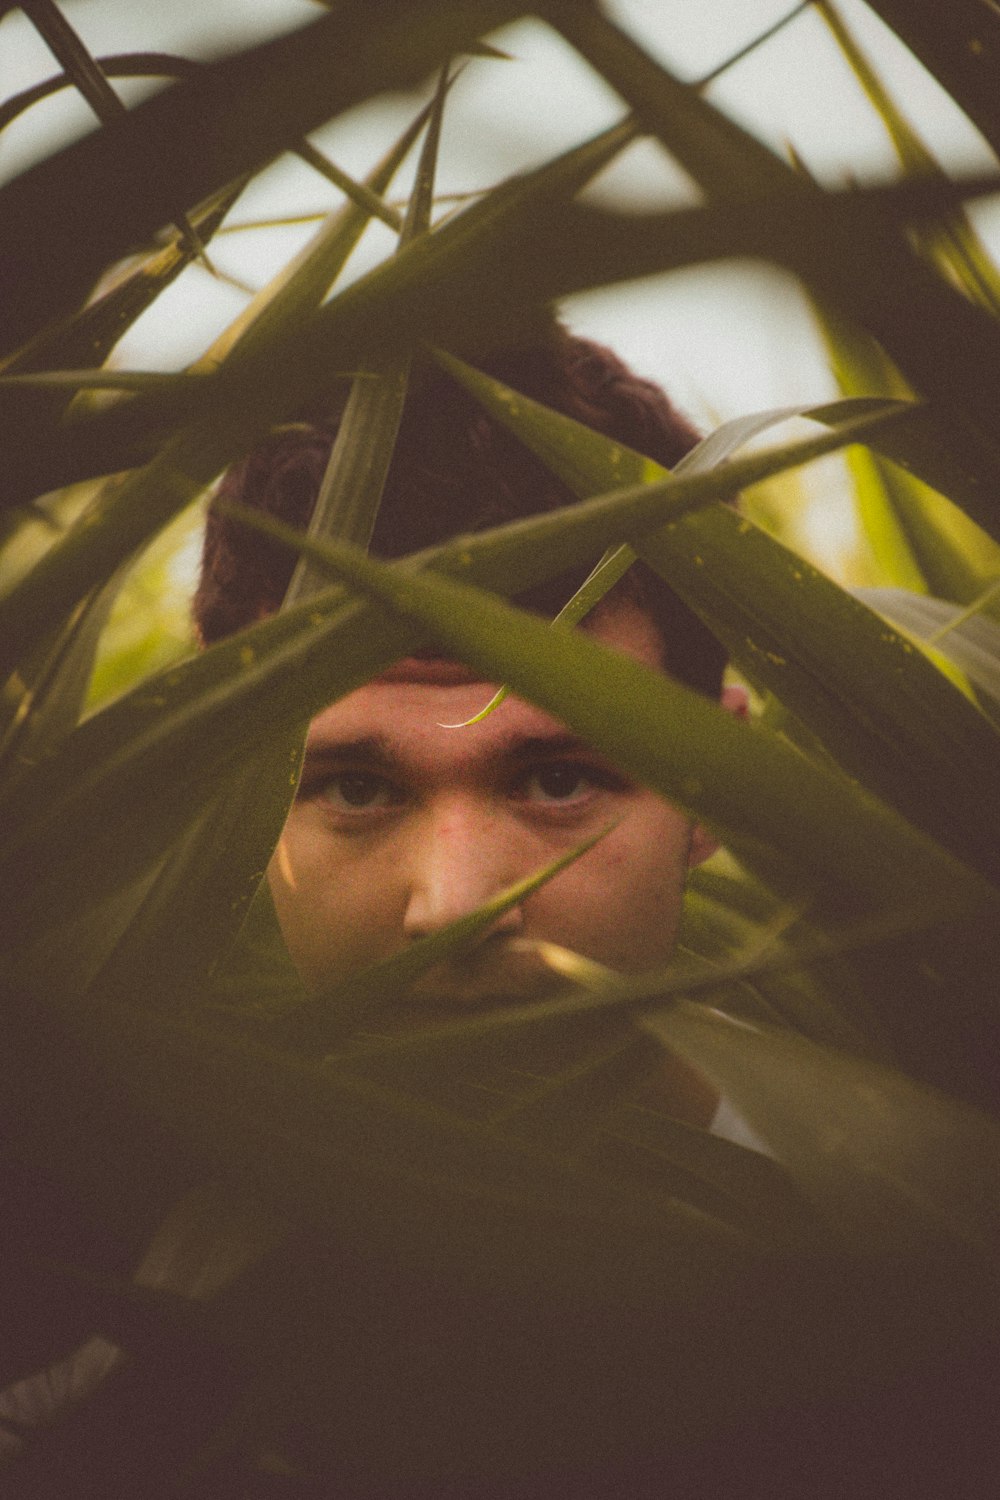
{"left": 0, "top": 117, "right": 640, "bottom": 687}
{"left": 861, "top": 0, "right": 1000, "bottom": 163}
{"left": 281, "top": 64, "right": 452, "bottom": 600}
{"left": 646, "top": 1001, "right": 1000, "bottom": 1255}
{"left": 548, "top": 4, "right": 1000, "bottom": 536}
{"left": 0, "top": 0, "right": 532, "bottom": 355}
{"left": 442, "top": 356, "right": 1000, "bottom": 886}
{"left": 855, "top": 587, "right": 1000, "bottom": 709}
{"left": 0, "top": 405, "right": 903, "bottom": 938}
{"left": 219, "top": 528, "right": 996, "bottom": 927}
{"left": 0, "top": 568, "right": 124, "bottom": 764}
{"left": 190, "top": 92, "right": 440, "bottom": 378}
{"left": 8, "top": 162, "right": 991, "bottom": 516}
{"left": 272, "top": 826, "right": 614, "bottom": 1051}
{"left": 18, "top": 76, "right": 464, "bottom": 1019}
{"left": 0, "top": 406, "right": 917, "bottom": 961}
{"left": 0, "top": 51, "right": 200, "bottom": 134}
{"left": 87, "top": 726, "right": 304, "bottom": 1012}
{"left": 550, "top": 2, "right": 795, "bottom": 198}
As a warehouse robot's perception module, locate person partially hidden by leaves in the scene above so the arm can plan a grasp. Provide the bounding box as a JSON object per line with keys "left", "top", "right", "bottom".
{"left": 0, "top": 327, "right": 758, "bottom": 1492}
{"left": 5, "top": 326, "right": 994, "bottom": 1498}
{"left": 195, "top": 322, "right": 753, "bottom": 1141}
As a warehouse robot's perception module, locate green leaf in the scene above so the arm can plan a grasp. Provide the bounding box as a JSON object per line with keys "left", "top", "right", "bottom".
{"left": 20, "top": 0, "right": 136, "bottom": 129}
{"left": 190, "top": 90, "right": 441, "bottom": 379}
{"left": 486, "top": 1027, "right": 661, "bottom": 1155}
{"left": 69, "top": 109, "right": 639, "bottom": 506}
{"left": 1, "top": 112, "right": 636, "bottom": 510}
{"left": 550, "top": 2, "right": 795, "bottom": 198}
{"left": 638, "top": 510, "right": 1000, "bottom": 885}
{"left": 19, "top": 0, "right": 207, "bottom": 262}
{"left": 12, "top": 151, "right": 993, "bottom": 516}
{"left": 0, "top": 370, "right": 212, "bottom": 392}
{"left": 316, "top": 922, "right": 895, "bottom": 1065}
{"left": 811, "top": 289, "right": 1000, "bottom": 610}
{"left": 0, "top": 116, "right": 639, "bottom": 688}
{"left": 0, "top": 180, "right": 244, "bottom": 515}
{"left": 437, "top": 532, "right": 639, "bottom": 726}
{"left": 861, "top": 0, "right": 1000, "bottom": 163}
{"left": 206, "top": 880, "right": 311, "bottom": 1020}
{"left": 222, "top": 526, "right": 996, "bottom": 930}
{"left": 815, "top": 396, "right": 1000, "bottom": 553}
{"left": 0, "top": 51, "right": 200, "bottom": 135}
{"left": 292, "top": 141, "right": 403, "bottom": 231}
{"left": 680, "top": 867, "right": 888, "bottom": 1059}
{"left": 0, "top": 420, "right": 222, "bottom": 694}
{"left": 86, "top": 996, "right": 749, "bottom": 1281}
{"left": 855, "top": 586, "right": 1000, "bottom": 710}
{"left": 0, "top": 0, "right": 533, "bottom": 355}
{"left": 0, "top": 568, "right": 125, "bottom": 765}
{"left": 818, "top": 0, "right": 1000, "bottom": 316}
{"left": 87, "top": 726, "right": 304, "bottom": 1013}
{"left": 271, "top": 826, "right": 615, "bottom": 1051}
{"left": 548, "top": 4, "right": 1000, "bottom": 539}
{"left": 0, "top": 180, "right": 240, "bottom": 384}
{"left": 811, "top": 298, "right": 930, "bottom": 592}
{"left": 281, "top": 359, "right": 411, "bottom": 597}
{"left": 281, "top": 62, "right": 453, "bottom": 601}
{"left": 647, "top": 1001, "right": 1000, "bottom": 1256}
{"left": 0, "top": 404, "right": 919, "bottom": 962}
{"left": 442, "top": 355, "right": 1000, "bottom": 887}
{"left": 281, "top": 173, "right": 996, "bottom": 466}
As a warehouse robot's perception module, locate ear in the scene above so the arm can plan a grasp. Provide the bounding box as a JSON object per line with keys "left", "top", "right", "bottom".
{"left": 687, "top": 682, "right": 750, "bottom": 868}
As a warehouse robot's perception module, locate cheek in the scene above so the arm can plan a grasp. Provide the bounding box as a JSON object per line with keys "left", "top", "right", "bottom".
{"left": 267, "top": 820, "right": 405, "bottom": 987}
{"left": 609, "top": 806, "right": 693, "bottom": 889}
{"left": 524, "top": 808, "right": 692, "bottom": 967}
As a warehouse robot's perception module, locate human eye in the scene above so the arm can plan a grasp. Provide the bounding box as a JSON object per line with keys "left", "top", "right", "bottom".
{"left": 515, "top": 759, "right": 625, "bottom": 808}
{"left": 307, "top": 770, "right": 404, "bottom": 816}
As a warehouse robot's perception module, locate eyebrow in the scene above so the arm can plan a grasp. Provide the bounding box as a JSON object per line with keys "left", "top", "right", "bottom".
{"left": 493, "top": 732, "right": 597, "bottom": 763}
{"left": 299, "top": 729, "right": 606, "bottom": 778}
{"left": 300, "top": 735, "right": 397, "bottom": 774}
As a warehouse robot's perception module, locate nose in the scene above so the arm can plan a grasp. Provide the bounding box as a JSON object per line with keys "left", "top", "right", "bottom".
{"left": 402, "top": 797, "right": 525, "bottom": 944}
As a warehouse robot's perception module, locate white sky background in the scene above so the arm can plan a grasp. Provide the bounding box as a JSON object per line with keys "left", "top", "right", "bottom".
{"left": 3, "top": 0, "right": 999, "bottom": 573}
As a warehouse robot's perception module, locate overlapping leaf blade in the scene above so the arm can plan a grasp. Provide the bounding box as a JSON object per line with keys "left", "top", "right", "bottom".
{"left": 441, "top": 355, "right": 1000, "bottom": 885}
{"left": 87, "top": 726, "right": 305, "bottom": 1012}
{"left": 0, "top": 409, "right": 915, "bottom": 967}
{"left": 0, "top": 50, "right": 200, "bottom": 134}
{"left": 0, "top": 98, "right": 450, "bottom": 1012}
{"left": 855, "top": 586, "right": 1000, "bottom": 710}
{"left": 2, "top": 5, "right": 1000, "bottom": 1491}
{"left": 271, "top": 828, "right": 614, "bottom": 1051}
{"left": 549, "top": 3, "right": 1000, "bottom": 537}
{"left": 67, "top": 90, "right": 466, "bottom": 1016}
{"left": 862, "top": 0, "right": 1000, "bottom": 162}
{"left": 224, "top": 525, "right": 997, "bottom": 926}
{"left": 646, "top": 1001, "right": 1000, "bottom": 1254}
{"left": 0, "top": 0, "right": 534, "bottom": 355}
{"left": 281, "top": 60, "right": 452, "bottom": 598}
{"left": 0, "top": 115, "right": 640, "bottom": 685}
{"left": 10, "top": 134, "right": 992, "bottom": 513}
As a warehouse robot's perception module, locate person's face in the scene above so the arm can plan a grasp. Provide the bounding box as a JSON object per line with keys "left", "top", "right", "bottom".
{"left": 269, "top": 602, "right": 728, "bottom": 1020}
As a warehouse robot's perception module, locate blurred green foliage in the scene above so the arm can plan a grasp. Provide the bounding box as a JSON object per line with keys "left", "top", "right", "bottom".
{"left": 2, "top": 2, "right": 1000, "bottom": 1493}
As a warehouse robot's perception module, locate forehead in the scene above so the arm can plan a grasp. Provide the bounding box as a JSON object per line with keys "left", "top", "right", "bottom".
{"left": 304, "top": 601, "right": 665, "bottom": 761}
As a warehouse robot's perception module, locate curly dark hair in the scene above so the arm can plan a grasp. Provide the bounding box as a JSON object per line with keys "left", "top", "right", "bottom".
{"left": 194, "top": 324, "right": 726, "bottom": 695}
